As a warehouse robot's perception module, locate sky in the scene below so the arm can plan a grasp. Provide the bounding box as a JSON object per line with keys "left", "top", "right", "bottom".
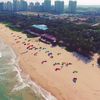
{"left": 1, "top": 0, "right": 100, "bottom": 5}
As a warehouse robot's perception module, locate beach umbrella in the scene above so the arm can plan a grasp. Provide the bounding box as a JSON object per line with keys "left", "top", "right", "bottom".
{"left": 53, "top": 63, "right": 60, "bottom": 66}
{"left": 68, "top": 63, "right": 72, "bottom": 65}
{"left": 41, "top": 60, "right": 47, "bottom": 64}
{"left": 73, "top": 78, "right": 77, "bottom": 83}
{"left": 50, "top": 56, "right": 53, "bottom": 58}
{"left": 22, "top": 42, "right": 25, "bottom": 44}
{"left": 62, "top": 62, "right": 66, "bottom": 65}
{"left": 16, "top": 41, "right": 20, "bottom": 43}
{"left": 48, "top": 53, "right": 52, "bottom": 56}
{"left": 57, "top": 53, "right": 61, "bottom": 55}
{"left": 73, "top": 71, "right": 78, "bottom": 73}
{"left": 19, "top": 37, "right": 22, "bottom": 39}
{"left": 34, "top": 52, "right": 38, "bottom": 56}
{"left": 55, "top": 68, "right": 61, "bottom": 71}
{"left": 53, "top": 63, "right": 57, "bottom": 66}
{"left": 28, "top": 40, "right": 31, "bottom": 42}
{"left": 27, "top": 45, "right": 33, "bottom": 49}
{"left": 27, "top": 43, "right": 30, "bottom": 45}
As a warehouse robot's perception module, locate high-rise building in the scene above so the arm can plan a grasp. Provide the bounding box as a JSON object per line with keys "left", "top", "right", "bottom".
{"left": 13, "top": 0, "right": 18, "bottom": 11}
{"left": 68, "top": 0, "right": 77, "bottom": 13}
{"left": 28, "top": 2, "right": 34, "bottom": 11}
{"left": 6, "top": 1, "right": 13, "bottom": 11}
{"left": 0, "top": 2, "right": 4, "bottom": 11}
{"left": 34, "top": 2, "right": 41, "bottom": 12}
{"left": 43, "top": 0, "right": 51, "bottom": 12}
{"left": 55, "top": 1, "right": 64, "bottom": 14}
{"left": 20, "top": 0, "right": 28, "bottom": 11}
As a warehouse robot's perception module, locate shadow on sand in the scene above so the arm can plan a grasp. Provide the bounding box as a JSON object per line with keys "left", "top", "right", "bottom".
{"left": 72, "top": 52, "right": 92, "bottom": 64}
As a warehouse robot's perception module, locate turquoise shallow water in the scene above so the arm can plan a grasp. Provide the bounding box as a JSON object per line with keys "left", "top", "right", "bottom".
{"left": 0, "top": 39, "right": 56, "bottom": 100}
{"left": 0, "top": 39, "right": 45, "bottom": 100}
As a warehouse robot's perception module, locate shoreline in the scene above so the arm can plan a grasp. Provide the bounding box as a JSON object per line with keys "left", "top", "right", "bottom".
{"left": 0, "top": 35, "right": 57, "bottom": 100}
{"left": 0, "top": 23, "right": 62, "bottom": 100}
{"left": 0, "top": 37, "right": 56, "bottom": 100}
{"left": 0, "top": 23, "right": 100, "bottom": 100}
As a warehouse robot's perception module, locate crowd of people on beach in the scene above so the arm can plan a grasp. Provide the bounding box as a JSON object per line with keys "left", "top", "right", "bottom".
{"left": 11, "top": 32, "right": 78, "bottom": 84}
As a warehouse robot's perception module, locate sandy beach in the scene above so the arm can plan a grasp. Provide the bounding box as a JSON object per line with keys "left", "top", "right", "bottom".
{"left": 0, "top": 23, "right": 100, "bottom": 100}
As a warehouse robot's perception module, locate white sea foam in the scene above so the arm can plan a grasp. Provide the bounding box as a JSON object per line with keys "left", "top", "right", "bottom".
{"left": 0, "top": 76, "right": 10, "bottom": 81}
{"left": 12, "top": 64, "right": 57, "bottom": 100}
{"left": 0, "top": 67, "right": 11, "bottom": 69}
{"left": 0, "top": 70, "right": 11, "bottom": 75}
{"left": 0, "top": 52, "right": 2, "bottom": 58}
{"left": 0, "top": 39, "right": 5, "bottom": 50}
{"left": 27, "top": 78, "right": 57, "bottom": 100}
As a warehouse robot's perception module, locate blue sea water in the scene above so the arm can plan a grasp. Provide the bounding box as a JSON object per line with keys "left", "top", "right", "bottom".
{"left": 0, "top": 39, "right": 56, "bottom": 100}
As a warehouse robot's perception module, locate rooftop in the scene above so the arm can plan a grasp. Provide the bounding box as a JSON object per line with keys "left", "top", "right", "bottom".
{"left": 32, "top": 24, "right": 48, "bottom": 31}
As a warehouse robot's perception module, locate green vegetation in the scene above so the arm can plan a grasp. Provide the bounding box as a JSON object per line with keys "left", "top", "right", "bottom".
{"left": 0, "top": 12, "right": 100, "bottom": 59}
{"left": 2, "top": 22, "right": 22, "bottom": 32}
{"left": 2, "top": 22, "right": 12, "bottom": 27}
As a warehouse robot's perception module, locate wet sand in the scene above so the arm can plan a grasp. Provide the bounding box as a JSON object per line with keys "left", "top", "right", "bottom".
{"left": 0, "top": 23, "right": 100, "bottom": 100}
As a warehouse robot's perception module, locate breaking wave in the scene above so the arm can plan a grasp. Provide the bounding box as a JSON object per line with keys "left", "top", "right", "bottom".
{"left": 0, "top": 38, "right": 57, "bottom": 100}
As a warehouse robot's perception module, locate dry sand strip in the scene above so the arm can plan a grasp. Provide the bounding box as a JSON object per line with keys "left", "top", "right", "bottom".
{"left": 0, "top": 23, "right": 100, "bottom": 100}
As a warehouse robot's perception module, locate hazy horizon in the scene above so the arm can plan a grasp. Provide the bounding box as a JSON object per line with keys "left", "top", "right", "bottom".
{"left": 1, "top": 0, "right": 100, "bottom": 6}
